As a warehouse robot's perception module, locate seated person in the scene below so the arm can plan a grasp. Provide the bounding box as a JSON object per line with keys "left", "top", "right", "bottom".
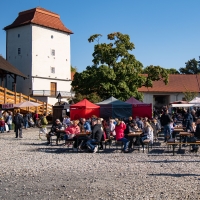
{"left": 64, "top": 120, "right": 80, "bottom": 147}
{"left": 140, "top": 121, "right": 153, "bottom": 149}
{"left": 125, "top": 122, "right": 139, "bottom": 149}
{"left": 86, "top": 118, "right": 103, "bottom": 153}
{"left": 47, "top": 119, "right": 64, "bottom": 145}
{"left": 115, "top": 119, "right": 129, "bottom": 153}
{"left": 150, "top": 118, "right": 160, "bottom": 142}
{"left": 190, "top": 119, "right": 200, "bottom": 152}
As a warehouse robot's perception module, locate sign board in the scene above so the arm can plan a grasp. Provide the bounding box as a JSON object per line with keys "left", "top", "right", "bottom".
{"left": 2, "top": 104, "right": 14, "bottom": 109}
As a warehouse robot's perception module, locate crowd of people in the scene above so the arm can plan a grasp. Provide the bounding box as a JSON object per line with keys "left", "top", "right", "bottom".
{"left": 1, "top": 105, "right": 200, "bottom": 154}
{"left": 45, "top": 115, "right": 161, "bottom": 153}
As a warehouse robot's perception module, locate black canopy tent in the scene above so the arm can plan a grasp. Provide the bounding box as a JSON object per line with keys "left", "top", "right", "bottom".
{"left": 96, "top": 96, "right": 132, "bottom": 119}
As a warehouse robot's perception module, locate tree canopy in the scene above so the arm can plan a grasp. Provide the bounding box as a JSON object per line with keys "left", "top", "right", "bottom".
{"left": 179, "top": 58, "right": 200, "bottom": 74}
{"left": 72, "top": 32, "right": 169, "bottom": 102}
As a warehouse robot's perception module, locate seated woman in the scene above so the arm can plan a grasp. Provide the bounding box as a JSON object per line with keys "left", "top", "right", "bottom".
{"left": 115, "top": 119, "right": 129, "bottom": 153}
{"left": 140, "top": 121, "right": 153, "bottom": 150}
{"left": 64, "top": 120, "right": 80, "bottom": 148}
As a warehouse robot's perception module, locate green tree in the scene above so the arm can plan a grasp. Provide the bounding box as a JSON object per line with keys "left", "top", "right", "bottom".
{"left": 71, "top": 65, "right": 77, "bottom": 73}
{"left": 179, "top": 58, "right": 200, "bottom": 74}
{"left": 72, "top": 32, "right": 169, "bottom": 102}
{"left": 166, "top": 68, "right": 180, "bottom": 74}
{"left": 183, "top": 87, "right": 198, "bottom": 102}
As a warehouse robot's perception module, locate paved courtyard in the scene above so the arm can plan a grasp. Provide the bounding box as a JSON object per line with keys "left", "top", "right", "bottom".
{"left": 0, "top": 127, "right": 200, "bottom": 199}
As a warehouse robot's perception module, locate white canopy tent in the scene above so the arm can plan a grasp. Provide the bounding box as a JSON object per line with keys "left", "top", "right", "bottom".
{"left": 171, "top": 104, "right": 195, "bottom": 107}
{"left": 189, "top": 97, "right": 200, "bottom": 104}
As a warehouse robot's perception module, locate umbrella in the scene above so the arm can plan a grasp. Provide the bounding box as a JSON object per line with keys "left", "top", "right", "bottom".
{"left": 14, "top": 101, "right": 41, "bottom": 108}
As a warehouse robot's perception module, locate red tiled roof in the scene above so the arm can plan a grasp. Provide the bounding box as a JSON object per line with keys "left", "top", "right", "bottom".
{"left": 138, "top": 74, "right": 200, "bottom": 93}
{"left": 4, "top": 7, "right": 73, "bottom": 34}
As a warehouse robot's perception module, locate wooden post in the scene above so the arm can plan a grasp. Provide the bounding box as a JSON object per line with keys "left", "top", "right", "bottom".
{"left": 19, "top": 93, "right": 22, "bottom": 102}
{"left": 36, "top": 99, "right": 39, "bottom": 113}
{"left": 4, "top": 88, "right": 7, "bottom": 103}
{"left": 46, "top": 102, "right": 48, "bottom": 114}
{"left": 28, "top": 96, "right": 30, "bottom": 111}
{"left": 42, "top": 102, "right": 45, "bottom": 114}
{"left": 14, "top": 91, "right": 17, "bottom": 104}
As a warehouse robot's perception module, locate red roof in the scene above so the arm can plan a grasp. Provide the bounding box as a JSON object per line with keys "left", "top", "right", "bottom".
{"left": 138, "top": 74, "right": 200, "bottom": 93}
{"left": 70, "top": 99, "right": 100, "bottom": 109}
{"left": 4, "top": 7, "right": 73, "bottom": 34}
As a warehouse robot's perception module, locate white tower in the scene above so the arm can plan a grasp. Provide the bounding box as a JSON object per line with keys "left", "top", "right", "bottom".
{"left": 4, "top": 7, "right": 73, "bottom": 105}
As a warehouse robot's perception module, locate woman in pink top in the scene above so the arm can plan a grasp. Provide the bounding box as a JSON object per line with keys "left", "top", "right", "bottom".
{"left": 64, "top": 120, "right": 80, "bottom": 145}
{"left": 115, "top": 119, "right": 129, "bottom": 152}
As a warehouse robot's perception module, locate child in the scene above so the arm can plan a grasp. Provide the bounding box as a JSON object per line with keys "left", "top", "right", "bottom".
{"left": 0, "top": 117, "right": 5, "bottom": 133}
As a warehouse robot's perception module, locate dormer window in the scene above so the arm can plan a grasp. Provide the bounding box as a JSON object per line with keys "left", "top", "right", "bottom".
{"left": 51, "top": 49, "right": 55, "bottom": 56}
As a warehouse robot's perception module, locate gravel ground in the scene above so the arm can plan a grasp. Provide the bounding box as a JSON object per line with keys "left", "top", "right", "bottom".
{"left": 0, "top": 127, "right": 200, "bottom": 200}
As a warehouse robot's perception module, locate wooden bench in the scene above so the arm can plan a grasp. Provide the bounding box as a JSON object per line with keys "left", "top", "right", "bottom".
{"left": 167, "top": 139, "right": 200, "bottom": 155}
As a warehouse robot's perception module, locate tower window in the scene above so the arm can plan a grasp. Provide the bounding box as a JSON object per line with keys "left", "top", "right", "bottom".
{"left": 51, "top": 67, "right": 55, "bottom": 73}
{"left": 51, "top": 49, "right": 55, "bottom": 56}
{"left": 18, "top": 48, "right": 21, "bottom": 55}
{"left": 18, "top": 34, "right": 20, "bottom": 38}
{"left": 51, "top": 35, "right": 53, "bottom": 39}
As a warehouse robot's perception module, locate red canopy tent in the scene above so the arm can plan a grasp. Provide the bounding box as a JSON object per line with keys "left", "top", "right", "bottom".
{"left": 125, "top": 97, "right": 152, "bottom": 119}
{"left": 70, "top": 99, "right": 100, "bottom": 120}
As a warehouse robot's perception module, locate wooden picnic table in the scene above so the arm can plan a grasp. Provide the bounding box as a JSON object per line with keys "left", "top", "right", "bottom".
{"left": 127, "top": 131, "right": 143, "bottom": 150}
{"left": 76, "top": 132, "right": 91, "bottom": 152}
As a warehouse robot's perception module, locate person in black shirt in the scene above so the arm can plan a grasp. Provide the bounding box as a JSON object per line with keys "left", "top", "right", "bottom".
{"left": 160, "top": 109, "right": 172, "bottom": 142}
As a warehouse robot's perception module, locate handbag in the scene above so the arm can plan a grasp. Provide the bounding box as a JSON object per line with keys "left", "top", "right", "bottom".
{"left": 5, "top": 124, "right": 9, "bottom": 131}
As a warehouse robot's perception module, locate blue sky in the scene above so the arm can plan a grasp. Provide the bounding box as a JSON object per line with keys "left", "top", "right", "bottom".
{"left": 1, "top": 0, "right": 200, "bottom": 72}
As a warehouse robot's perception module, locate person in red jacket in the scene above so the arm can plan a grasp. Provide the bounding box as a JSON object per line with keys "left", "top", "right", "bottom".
{"left": 0, "top": 117, "right": 5, "bottom": 133}
{"left": 115, "top": 118, "right": 129, "bottom": 152}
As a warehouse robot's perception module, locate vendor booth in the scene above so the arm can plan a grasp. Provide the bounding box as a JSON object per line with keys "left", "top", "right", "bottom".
{"left": 70, "top": 99, "right": 100, "bottom": 120}
{"left": 96, "top": 96, "right": 132, "bottom": 119}
{"left": 125, "top": 97, "right": 152, "bottom": 119}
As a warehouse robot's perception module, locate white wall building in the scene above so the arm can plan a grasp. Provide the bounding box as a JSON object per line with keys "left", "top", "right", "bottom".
{"left": 4, "top": 7, "right": 73, "bottom": 105}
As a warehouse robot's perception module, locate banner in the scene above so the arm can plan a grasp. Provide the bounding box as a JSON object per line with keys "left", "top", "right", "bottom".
{"left": 2, "top": 104, "right": 14, "bottom": 109}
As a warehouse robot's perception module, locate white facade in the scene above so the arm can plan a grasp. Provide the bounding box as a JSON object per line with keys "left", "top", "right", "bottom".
{"left": 142, "top": 92, "right": 185, "bottom": 108}
{"left": 6, "top": 24, "right": 72, "bottom": 105}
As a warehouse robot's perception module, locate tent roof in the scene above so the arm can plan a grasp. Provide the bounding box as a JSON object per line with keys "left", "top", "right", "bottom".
{"left": 125, "top": 97, "right": 144, "bottom": 104}
{"left": 97, "top": 96, "right": 131, "bottom": 105}
{"left": 189, "top": 97, "right": 200, "bottom": 104}
{"left": 70, "top": 99, "right": 100, "bottom": 108}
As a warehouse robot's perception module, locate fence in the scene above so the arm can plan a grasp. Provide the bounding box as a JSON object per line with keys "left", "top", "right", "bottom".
{"left": 0, "top": 87, "right": 52, "bottom": 115}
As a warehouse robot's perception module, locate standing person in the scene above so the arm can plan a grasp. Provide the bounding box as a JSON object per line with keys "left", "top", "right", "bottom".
{"left": 23, "top": 113, "right": 29, "bottom": 129}
{"left": 115, "top": 119, "right": 129, "bottom": 153}
{"left": 33, "top": 111, "right": 39, "bottom": 127}
{"left": 86, "top": 118, "right": 103, "bottom": 153}
{"left": 160, "top": 108, "right": 172, "bottom": 142}
{"left": 183, "top": 110, "right": 193, "bottom": 131}
{"left": 13, "top": 110, "right": 24, "bottom": 138}
{"left": 0, "top": 117, "right": 5, "bottom": 133}
{"left": 5, "top": 112, "right": 12, "bottom": 132}
{"left": 39, "top": 113, "right": 48, "bottom": 140}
